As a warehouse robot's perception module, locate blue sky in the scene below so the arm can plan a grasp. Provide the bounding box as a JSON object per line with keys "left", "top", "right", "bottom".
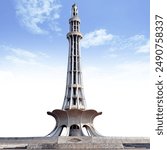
{"left": 0, "top": 0, "right": 150, "bottom": 137}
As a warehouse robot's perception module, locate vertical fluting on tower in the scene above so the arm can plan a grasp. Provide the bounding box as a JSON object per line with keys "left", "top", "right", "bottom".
{"left": 62, "top": 4, "right": 86, "bottom": 110}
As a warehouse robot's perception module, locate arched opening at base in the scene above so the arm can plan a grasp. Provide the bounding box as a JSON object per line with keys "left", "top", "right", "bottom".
{"left": 69, "top": 124, "right": 81, "bottom": 136}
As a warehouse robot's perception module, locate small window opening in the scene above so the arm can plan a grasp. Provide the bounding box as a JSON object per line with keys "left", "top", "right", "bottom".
{"left": 73, "top": 87, "right": 76, "bottom": 95}
{"left": 73, "top": 72, "right": 76, "bottom": 83}
{"left": 73, "top": 98, "right": 77, "bottom": 105}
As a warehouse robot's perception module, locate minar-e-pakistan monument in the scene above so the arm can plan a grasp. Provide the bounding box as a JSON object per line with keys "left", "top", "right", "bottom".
{"left": 47, "top": 4, "right": 101, "bottom": 137}
{"left": 0, "top": 4, "right": 150, "bottom": 150}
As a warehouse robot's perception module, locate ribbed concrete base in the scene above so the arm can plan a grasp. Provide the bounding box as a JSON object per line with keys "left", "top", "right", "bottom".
{"left": 0, "top": 136, "right": 150, "bottom": 149}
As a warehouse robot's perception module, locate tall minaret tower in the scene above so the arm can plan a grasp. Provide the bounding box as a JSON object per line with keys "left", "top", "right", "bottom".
{"left": 62, "top": 4, "right": 86, "bottom": 110}
{"left": 47, "top": 4, "right": 102, "bottom": 137}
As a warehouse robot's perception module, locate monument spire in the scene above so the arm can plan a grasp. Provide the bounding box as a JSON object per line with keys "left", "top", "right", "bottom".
{"left": 47, "top": 4, "right": 102, "bottom": 137}
{"left": 71, "top": 3, "right": 78, "bottom": 16}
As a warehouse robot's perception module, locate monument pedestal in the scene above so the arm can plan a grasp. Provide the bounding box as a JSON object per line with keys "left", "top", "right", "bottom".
{"left": 0, "top": 137, "right": 150, "bottom": 149}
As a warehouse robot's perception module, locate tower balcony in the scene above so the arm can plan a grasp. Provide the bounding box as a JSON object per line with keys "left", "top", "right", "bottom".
{"left": 67, "top": 31, "right": 83, "bottom": 39}
{"left": 69, "top": 16, "right": 80, "bottom": 23}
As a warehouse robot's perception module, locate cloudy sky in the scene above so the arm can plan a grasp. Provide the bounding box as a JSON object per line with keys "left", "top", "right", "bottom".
{"left": 0, "top": 0, "right": 150, "bottom": 137}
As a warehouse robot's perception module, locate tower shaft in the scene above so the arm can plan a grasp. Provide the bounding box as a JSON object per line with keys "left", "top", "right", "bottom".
{"left": 62, "top": 8, "right": 86, "bottom": 110}
{"left": 62, "top": 4, "right": 86, "bottom": 110}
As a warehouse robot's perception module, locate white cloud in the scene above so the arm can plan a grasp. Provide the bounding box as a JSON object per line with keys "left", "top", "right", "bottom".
{"left": 6, "top": 55, "right": 37, "bottom": 65}
{"left": 81, "top": 29, "right": 113, "bottom": 48}
{"left": 15, "top": 0, "right": 62, "bottom": 34}
{"left": 1, "top": 45, "right": 48, "bottom": 65}
{"left": 136, "top": 40, "right": 150, "bottom": 53}
{"left": 106, "top": 34, "right": 150, "bottom": 60}
{"left": 109, "top": 34, "right": 147, "bottom": 52}
{"left": 129, "top": 34, "right": 145, "bottom": 41}
{"left": 81, "top": 29, "right": 149, "bottom": 58}
{"left": 10, "top": 48, "right": 37, "bottom": 58}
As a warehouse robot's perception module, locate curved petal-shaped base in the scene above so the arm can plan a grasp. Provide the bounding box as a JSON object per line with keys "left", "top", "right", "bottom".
{"left": 47, "top": 109, "right": 102, "bottom": 137}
